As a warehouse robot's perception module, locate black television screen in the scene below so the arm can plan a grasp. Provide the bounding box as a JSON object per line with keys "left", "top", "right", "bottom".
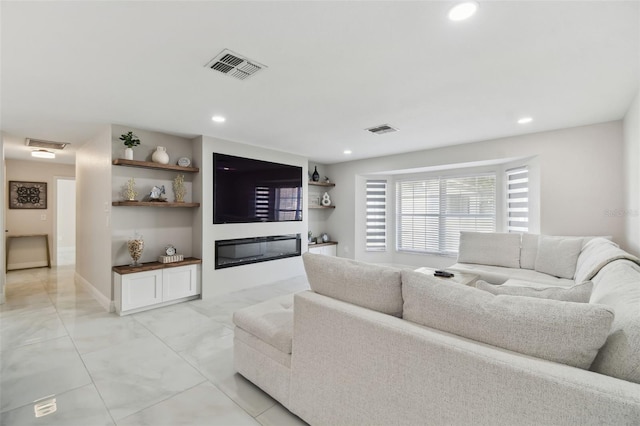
{"left": 213, "top": 153, "right": 303, "bottom": 224}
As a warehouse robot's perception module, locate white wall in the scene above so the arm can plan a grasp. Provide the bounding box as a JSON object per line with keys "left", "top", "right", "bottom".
{"left": 199, "top": 136, "right": 308, "bottom": 298}
{"left": 623, "top": 91, "right": 640, "bottom": 256}
{"left": 75, "top": 125, "right": 113, "bottom": 310}
{"left": 1, "top": 134, "right": 5, "bottom": 304}
{"left": 326, "top": 121, "right": 625, "bottom": 268}
{"left": 111, "top": 125, "right": 197, "bottom": 266}
{"left": 5, "top": 159, "right": 75, "bottom": 269}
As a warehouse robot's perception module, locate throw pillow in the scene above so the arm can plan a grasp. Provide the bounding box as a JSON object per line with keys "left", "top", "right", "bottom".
{"left": 302, "top": 252, "right": 403, "bottom": 317}
{"left": 534, "top": 236, "right": 583, "bottom": 279}
{"left": 402, "top": 270, "right": 614, "bottom": 369}
{"left": 475, "top": 280, "right": 593, "bottom": 303}
{"left": 457, "top": 232, "right": 521, "bottom": 268}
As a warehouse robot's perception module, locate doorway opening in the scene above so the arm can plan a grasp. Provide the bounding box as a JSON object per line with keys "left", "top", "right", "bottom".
{"left": 56, "top": 177, "right": 76, "bottom": 265}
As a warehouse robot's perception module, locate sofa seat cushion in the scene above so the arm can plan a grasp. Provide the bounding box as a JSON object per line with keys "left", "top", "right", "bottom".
{"left": 449, "top": 263, "right": 575, "bottom": 287}
{"left": 402, "top": 270, "right": 614, "bottom": 369}
{"left": 457, "top": 231, "right": 521, "bottom": 268}
{"left": 302, "top": 252, "right": 403, "bottom": 317}
{"left": 589, "top": 260, "right": 640, "bottom": 384}
{"left": 233, "top": 294, "right": 294, "bottom": 354}
{"left": 476, "top": 280, "right": 593, "bottom": 303}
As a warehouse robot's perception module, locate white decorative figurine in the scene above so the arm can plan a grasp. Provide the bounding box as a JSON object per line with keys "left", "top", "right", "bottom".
{"left": 321, "top": 192, "right": 331, "bottom": 206}
{"left": 149, "top": 185, "right": 166, "bottom": 201}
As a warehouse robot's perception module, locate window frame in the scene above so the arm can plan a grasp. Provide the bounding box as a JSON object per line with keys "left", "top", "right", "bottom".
{"left": 395, "top": 172, "right": 497, "bottom": 256}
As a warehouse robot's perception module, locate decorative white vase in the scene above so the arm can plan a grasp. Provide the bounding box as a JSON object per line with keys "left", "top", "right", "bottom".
{"left": 124, "top": 147, "right": 133, "bottom": 160}
{"left": 152, "top": 146, "right": 169, "bottom": 164}
{"left": 321, "top": 192, "right": 331, "bottom": 206}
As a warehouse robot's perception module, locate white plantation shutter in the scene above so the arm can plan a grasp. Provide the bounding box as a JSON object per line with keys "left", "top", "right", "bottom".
{"left": 396, "top": 175, "right": 496, "bottom": 255}
{"left": 366, "top": 180, "right": 387, "bottom": 251}
{"left": 506, "top": 167, "right": 529, "bottom": 233}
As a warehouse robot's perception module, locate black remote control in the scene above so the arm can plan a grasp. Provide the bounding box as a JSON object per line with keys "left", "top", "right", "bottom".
{"left": 434, "top": 270, "right": 454, "bottom": 278}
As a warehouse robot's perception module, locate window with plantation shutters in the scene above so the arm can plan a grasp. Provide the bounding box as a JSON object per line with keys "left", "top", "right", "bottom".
{"left": 366, "top": 180, "right": 387, "bottom": 251}
{"left": 396, "top": 175, "right": 496, "bottom": 255}
{"left": 506, "top": 167, "right": 529, "bottom": 233}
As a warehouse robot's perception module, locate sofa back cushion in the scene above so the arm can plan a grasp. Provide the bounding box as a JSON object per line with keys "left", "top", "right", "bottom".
{"left": 574, "top": 237, "right": 640, "bottom": 283}
{"left": 534, "top": 236, "right": 583, "bottom": 279}
{"left": 475, "top": 280, "right": 592, "bottom": 303}
{"left": 457, "top": 232, "right": 521, "bottom": 268}
{"left": 589, "top": 260, "right": 640, "bottom": 384}
{"left": 402, "top": 270, "right": 614, "bottom": 369}
{"left": 519, "top": 234, "right": 539, "bottom": 269}
{"left": 302, "top": 253, "right": 403, "bottom": 317}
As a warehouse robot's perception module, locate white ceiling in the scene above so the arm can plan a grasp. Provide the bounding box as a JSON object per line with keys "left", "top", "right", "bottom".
{"left": 1, "top": 1, "right": 638, "bottom": 165}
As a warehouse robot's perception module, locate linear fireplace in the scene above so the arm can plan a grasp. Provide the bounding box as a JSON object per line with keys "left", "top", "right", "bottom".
{"left": 215, "top": 234, "right": 301, "bottom": 269}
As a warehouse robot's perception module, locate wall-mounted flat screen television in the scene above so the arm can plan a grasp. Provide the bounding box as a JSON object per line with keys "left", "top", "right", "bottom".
{"left": 213, "top": 153, "right": 303, "bottom": 224}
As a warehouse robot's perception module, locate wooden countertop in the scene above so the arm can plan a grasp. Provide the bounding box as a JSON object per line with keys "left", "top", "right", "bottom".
{"left": 113, "top": 257, "right": 202, "bottom": 274}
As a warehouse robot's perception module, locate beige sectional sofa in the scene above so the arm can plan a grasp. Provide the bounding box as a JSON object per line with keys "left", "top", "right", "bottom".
{"left": 233, "top": 234, "right": 640, "bottom": 425}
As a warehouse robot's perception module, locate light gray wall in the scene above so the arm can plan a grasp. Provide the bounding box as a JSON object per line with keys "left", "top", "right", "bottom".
{"left": 110, "top": 125, "right": 197, "bottom": 266}
{"left": 326, "top": 121, "right": 625, "bottom": 268}
{"left": 75, "top": 125, "right": 112, "bottom": 308}
{"left": 623, "top": 91, "right": 640, "bottom": 256}
{"left": 307, "top": 162, "right": 333, "bottom": 241}
{"left": 199, "top": 136, "right": 308, "bottom": 298}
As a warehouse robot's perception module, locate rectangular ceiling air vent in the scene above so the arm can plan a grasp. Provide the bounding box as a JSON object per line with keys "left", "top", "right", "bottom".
{"left": 25, "top": 138, "right": 69, "bottom": 150}
{"left": 365, "top": 124, "right": 399, "bottom": 135}
{"left": 205, "top": 49, "right": 267, "bottom": 81}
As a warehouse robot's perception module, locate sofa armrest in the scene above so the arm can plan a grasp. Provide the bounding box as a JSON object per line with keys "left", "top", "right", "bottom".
{"left": 289, "top": 291, "right": 640, "bottom": 426}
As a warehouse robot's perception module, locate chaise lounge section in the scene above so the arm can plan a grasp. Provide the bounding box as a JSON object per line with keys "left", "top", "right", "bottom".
{"left": 233, "top": 234, "right": 640, "bottom": 425}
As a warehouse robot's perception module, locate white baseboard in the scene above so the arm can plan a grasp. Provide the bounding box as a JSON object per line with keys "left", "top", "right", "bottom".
{"left": 7, "top": 261, "right": 48, "bottom": 270}
{"left": 74, "top": 272, "right": 115, "bottom": 312}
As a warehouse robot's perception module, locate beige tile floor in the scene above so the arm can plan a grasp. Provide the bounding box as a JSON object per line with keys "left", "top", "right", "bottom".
{"left": 0, "top": 266, "right": 309, "bottom": 425}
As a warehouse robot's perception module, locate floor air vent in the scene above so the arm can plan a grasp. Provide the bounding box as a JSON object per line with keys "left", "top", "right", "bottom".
{"left": 205, "top": 49, "right": 266, "bottom": 81}
{"left": 25, "top": 138, "right": 69, "bottom": 150}
{"left": 366, "top": 124, "right": 399, "bottom": 135}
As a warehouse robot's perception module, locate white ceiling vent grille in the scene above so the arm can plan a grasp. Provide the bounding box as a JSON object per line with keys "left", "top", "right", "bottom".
{"left": 205, "top": 49, "right": 266, "bottom": 81}
{"left": 366, "top": 124, "right": 399, "bottom": 135}
{"left": 25, "top": 138, "right": 68, "bottom": 150}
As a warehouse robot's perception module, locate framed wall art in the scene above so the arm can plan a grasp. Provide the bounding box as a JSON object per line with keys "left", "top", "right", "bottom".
{"left": 9, "top": 181, "right": 47, "bottom": 209}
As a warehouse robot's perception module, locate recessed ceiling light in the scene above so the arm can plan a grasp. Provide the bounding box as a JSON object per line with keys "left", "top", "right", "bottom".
{"left": 448, "top": 2, "right": 479, "bottom": 21}
{"left": 31, "top": 149, "right": 55, "bottom": 159}
{"left": 343, "top": 150, "right": 352, "bottom": 155}
{"left": 211, "top": 115, "right": 226, "bottom": 123}
{"left": 517, "top": 117, "right": 533, "bottom": 124}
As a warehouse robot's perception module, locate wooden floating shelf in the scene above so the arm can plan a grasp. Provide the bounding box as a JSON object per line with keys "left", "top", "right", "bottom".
{"left": 113, "top": 257, "right": 202, "bottom": 275}
{"left": 112, "top": 201, "right": 200, "bottom": 207}
{"left": 308, "top": 181, "right": 335, "bottom": 187}
{"left": 309, "top": 205, "right": 336, "bottom": 209}
{"left": 113, "top": 158, "right": 199, "bottom": 173}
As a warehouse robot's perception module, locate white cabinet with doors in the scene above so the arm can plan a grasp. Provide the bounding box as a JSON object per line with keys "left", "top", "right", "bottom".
{"left": 308, "top": 242, "right": 337, "bottom": 257}
{"left": 113, "top": 258, "right": 201, "bottom": 315}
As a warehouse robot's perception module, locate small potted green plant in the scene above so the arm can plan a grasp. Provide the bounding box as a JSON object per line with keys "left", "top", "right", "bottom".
{"left": 120, "top": 131, "right": 140, "bottom": 160}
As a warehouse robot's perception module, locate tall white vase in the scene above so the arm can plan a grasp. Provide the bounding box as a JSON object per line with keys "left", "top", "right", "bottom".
{"left": 152, "top": 146, "right": 169, "bottom": 164}
{"left": 124, "top": 147, "right": 133, "bottom": 160}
